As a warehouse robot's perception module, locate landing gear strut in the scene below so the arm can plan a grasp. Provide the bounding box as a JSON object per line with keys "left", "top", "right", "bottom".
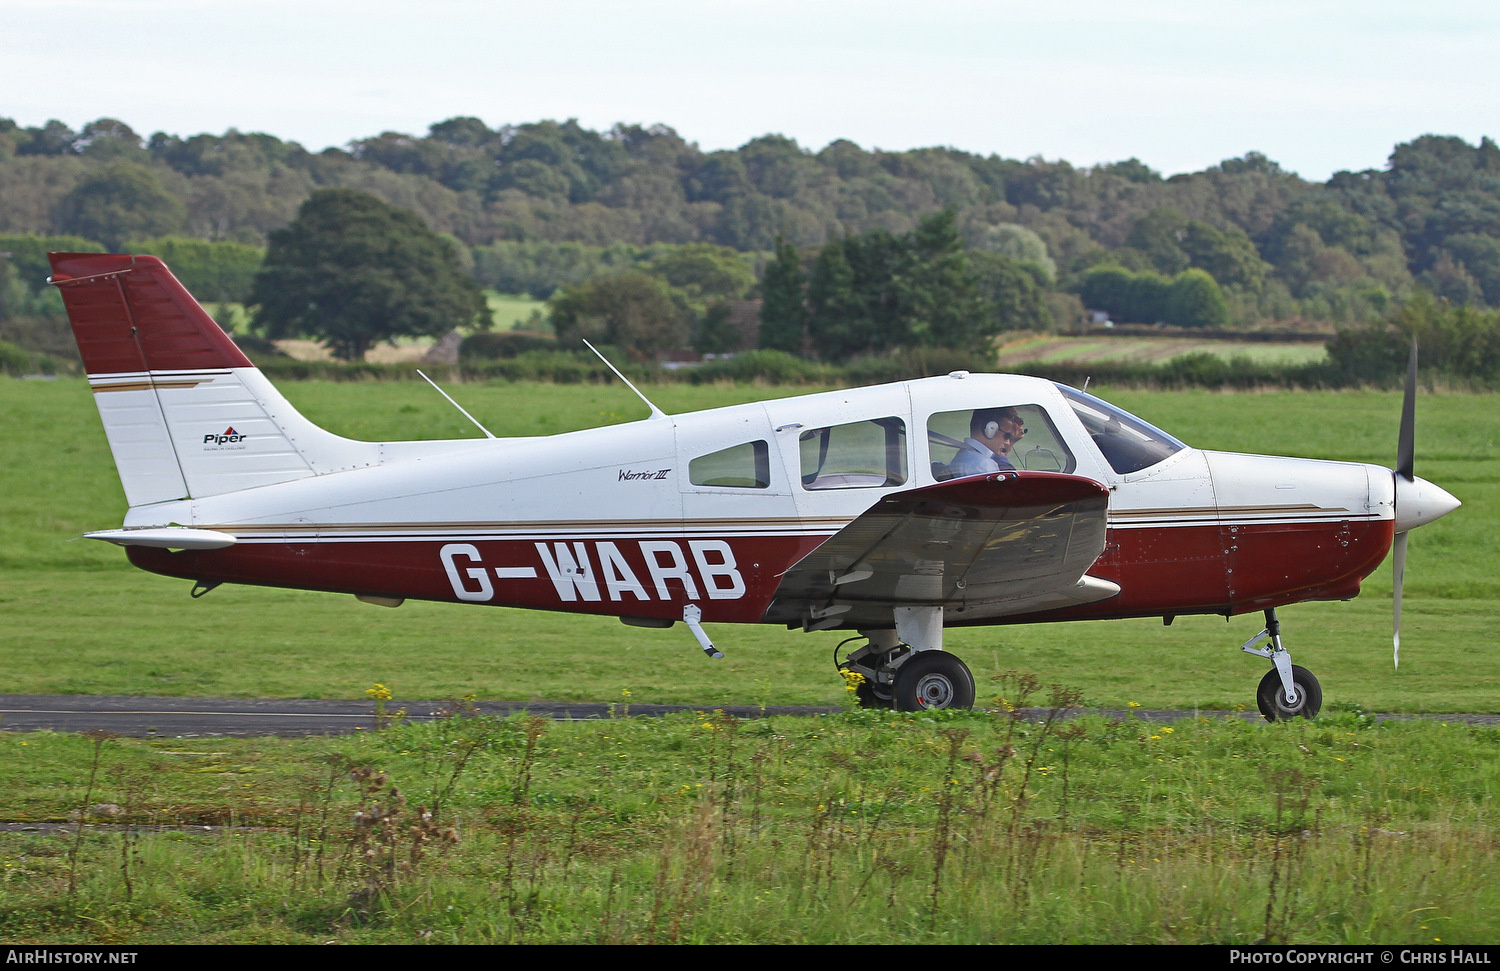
{"left": 838, "top": 628, "right": 976, "bottom": 712}
{"left": 1240, "top": 608, "right": 1322, "bottom": 721}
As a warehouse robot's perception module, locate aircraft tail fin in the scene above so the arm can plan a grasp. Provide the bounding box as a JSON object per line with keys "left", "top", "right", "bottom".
{"left": 48, "top": 253, "right": 375, "bottom": 507}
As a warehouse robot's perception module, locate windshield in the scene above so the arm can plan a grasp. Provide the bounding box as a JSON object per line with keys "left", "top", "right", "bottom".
{"left": 1056, "top": 384, "right": 1187, "bottom": 474}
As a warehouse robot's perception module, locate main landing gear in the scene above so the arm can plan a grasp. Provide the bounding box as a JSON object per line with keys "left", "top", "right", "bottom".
{"left": 838, "top": 628, "right": 977, "bottom": 713}
{"left": 1241, "top": 608, "right": 1322, "bottom": 721}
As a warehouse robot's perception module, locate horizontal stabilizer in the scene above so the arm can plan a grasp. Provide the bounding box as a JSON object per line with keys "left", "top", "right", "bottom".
{"left": 85, "top": 527, "right": 238, "bottom": 550}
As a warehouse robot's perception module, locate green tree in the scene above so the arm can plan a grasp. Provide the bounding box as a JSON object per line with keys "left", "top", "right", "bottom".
{"left": 1181, "top": 221, "right": 1268, "bottom": 290}
{"left": 1121, "top": 269, "right": 1173, "bottom": 323}
{"left": 1078, "top": 264, "right": 1172, "bottom": 323}
{"left": 1126, "top": 207, "right": 1190, "bottom": 276}
{"left": 806, "top": 211, "right": 992, "bottom": 360}
{"left": 250, "top": 189, "right": 489, "bottom": 361}
{"left": 0, "top": 234, "right": 102, "bottom": 359}
{"left": 806, "top": 237, "right": 866, "bottom": 361}
{"left": 1418, "top": 252, "right": 1486, "bottom": 306}
{"left": 1275, "top": 223, "right": 1363, "bottom": 297}
{"left": 548, "top": 270, "right": 687, "bottom": 357}
{"left": 1331, "top": 290, "right": 1500, "bottom": 382}
{"left": 642, "top": 243, "right": 755, "bottom": 305}
{"left": 471, "top": 240, "right": 642, "bottom": 299}
{"left": 0, "top": 235, "right": 105, "bottom": 300}
{"left": 1442, "top": 234, "right": 1500, "bottom": 305}
{"left": 126, "top": 236, "right": 264, "bottom": 303}
{"left": 759, "top": 236, "right": 806, "bottom": 352}
{"left": 976, "top": 223, "right": 1055, "bottom": 280}
{"left": 1268, "top": 197, "right": 1382, "bottom": 259}
{"left": 901, "top": 209, "right": 990, "bottom": 351}
{"left": 76, "top": 118, "right": 147, "bottom": 163}
{"left": 428, "top": 116, "right": 495, "bottom": 148}
{"left": 971, "top": 250, "right": 1053, "bottom": 331}
{"left": 840, "top": 228, "right": 907, "bottom": 351}
{"left": 1078, "top": 264, "right": 1134, "bottom": 319}
{"left": 1390, "top": 290, "right": 1500, "bottom": 378}
{"left": 692, "top": 301, "right": 739, "bottom": 355}
{"left": 1164, "top": 269, "right": 1230, "bottom": 328}
{"left": 15, "top": 119, "right": 77, "bottom": 156}
{"left": 1098, "top": 157, "right": 1162, "bottom": 184}
{"left": 55, "top": 162, "right": 184, "bottom": 250}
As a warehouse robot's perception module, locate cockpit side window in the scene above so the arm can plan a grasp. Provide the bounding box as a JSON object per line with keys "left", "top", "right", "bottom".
{"left": 928, "top": 404, "right": 1075, "bottom": 480}
{"left": 1056, "top": 384, "right": 1186, "bottom": 474}
{"left": 798, "top": 417, "right": 907, "bottom": 490}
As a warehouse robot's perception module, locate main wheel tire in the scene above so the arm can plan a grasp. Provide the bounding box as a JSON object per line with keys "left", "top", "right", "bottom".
{"left": 1256, "top": 665, "right": 1322, "bottom": 721}
{"left": 893, "top": 652, "right": 976, "bottom": 712}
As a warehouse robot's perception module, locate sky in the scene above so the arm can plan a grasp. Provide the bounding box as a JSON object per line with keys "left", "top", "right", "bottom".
{"left": 4, "top": 0, "right": 1498, "bottom": 182}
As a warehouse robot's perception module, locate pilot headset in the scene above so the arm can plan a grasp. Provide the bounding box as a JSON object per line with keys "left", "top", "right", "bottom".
{"left": 983, "top": 419, "right": 1000, "bottom": 439}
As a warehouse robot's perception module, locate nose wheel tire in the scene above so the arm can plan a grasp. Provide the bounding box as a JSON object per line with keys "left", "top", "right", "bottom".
{"left": 1256, "top": 665, "right": 1322, "bottom": 721}
{"left": 893, "top": 652, "right": 976, "bottom": 712}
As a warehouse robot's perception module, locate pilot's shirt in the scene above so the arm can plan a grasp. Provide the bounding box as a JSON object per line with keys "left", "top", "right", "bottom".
{"left": 949, "top": 437, "right": 1015, "bottom": 477}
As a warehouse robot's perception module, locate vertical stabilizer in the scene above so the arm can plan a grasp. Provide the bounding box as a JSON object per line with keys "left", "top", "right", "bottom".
{"left": 48, "top": 253, "right": 377, "bottom": 507}
{"left": 48, "top": 253, "right": 254, "bottom": 374}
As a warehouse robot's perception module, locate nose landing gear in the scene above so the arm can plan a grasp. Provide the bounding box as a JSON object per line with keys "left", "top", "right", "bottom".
{"left": 1241, "top": 608, "right": 1322, "bottom": 721}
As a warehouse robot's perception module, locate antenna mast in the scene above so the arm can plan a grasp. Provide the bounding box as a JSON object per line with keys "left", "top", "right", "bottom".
{"left": 416, "top": 370, "right": 496, "bottom": 439}
{"left": 583, "top": 340, "right": 668, "bottom": 420}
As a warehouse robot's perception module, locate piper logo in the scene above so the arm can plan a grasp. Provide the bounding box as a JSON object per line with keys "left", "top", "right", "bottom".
{"left": 203, "top": 426, "right": 247, "bottom": 449}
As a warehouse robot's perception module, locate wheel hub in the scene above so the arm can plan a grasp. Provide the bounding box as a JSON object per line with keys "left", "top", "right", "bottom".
{"left": 1270, "top": 684, "right": 1304, "bottom": 715}
{"left": 914, "top": 673, "right": 955, "bottom": 708}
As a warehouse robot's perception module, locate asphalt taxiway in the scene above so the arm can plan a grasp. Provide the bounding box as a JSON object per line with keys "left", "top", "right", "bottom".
{"left": 1, "top": 694, "right": 1493, "bottom": 736}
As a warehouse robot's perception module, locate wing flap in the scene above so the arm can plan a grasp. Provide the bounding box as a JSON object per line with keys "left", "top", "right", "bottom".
{"left": 766, "top": 472, "right": 1114, "bottom": 627}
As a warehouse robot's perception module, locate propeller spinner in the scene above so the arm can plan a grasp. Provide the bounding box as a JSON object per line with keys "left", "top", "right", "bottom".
{"left": 1390, "top": 340, "right": 1461, "bottom": 668}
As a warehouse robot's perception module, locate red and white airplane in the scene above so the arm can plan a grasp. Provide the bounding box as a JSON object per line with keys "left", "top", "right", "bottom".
{"left": 48, "top": 252, "right": 1460, "bottom": 718}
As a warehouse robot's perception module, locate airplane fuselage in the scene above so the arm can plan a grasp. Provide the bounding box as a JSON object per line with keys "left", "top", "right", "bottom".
{"left": 117, "top": 370, "right": 1397, "bottom": 629}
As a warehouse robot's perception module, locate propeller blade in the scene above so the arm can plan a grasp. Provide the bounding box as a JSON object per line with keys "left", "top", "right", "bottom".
{"left": 1392, "top": 530, "right": 1408, "bottom": 669}
{"left": 1396, "top": 339, "right": 1417, "bottom": 482}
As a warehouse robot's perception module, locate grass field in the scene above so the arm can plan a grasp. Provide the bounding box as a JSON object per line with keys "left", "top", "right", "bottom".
{"left": 2, "top": 707, "right": 1497, "bottom": 944}
{"left": 1, "top": 376, "right": 1496, "bottom": 944}
{"left": 186, "top": 315, "right": 1326, "bottom": 371}
{"left": 484, "top": 292, "right": 548, "bottom": 331}
{"left": 0, "top": 377, "right": 1493, "bottom": 713}
{"left": 994, "top": 334, "right": 1329, "bottom": 367}
{"left": 194, "top": 294, "right": 548, "bottom": 364}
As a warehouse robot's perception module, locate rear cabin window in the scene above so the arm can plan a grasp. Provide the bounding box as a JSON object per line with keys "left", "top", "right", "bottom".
{"left": 928, "top": 405, "right": 1076, "bottom": 480}
{"left": 689, "top": 440, "right": 771, "bottom": 489}
{"left": 799, "top": 418, "right": 907, "bottom": 490}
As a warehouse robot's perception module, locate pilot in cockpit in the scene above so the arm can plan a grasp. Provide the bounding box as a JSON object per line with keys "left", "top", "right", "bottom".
{"left": 948, "top": 406, "right": 1026, "bottom": 477}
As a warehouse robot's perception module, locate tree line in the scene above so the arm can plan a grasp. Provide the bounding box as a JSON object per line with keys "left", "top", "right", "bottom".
{"left": 4, "top": 115, "right": 1500, "bottom": 380}
{"left": 4, "top": 116, "right": 1500, "bottom": 326}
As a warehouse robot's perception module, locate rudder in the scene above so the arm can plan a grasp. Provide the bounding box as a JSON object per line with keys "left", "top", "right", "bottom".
{"left": 49, "top": 253, "right": 254, "bottom": 375}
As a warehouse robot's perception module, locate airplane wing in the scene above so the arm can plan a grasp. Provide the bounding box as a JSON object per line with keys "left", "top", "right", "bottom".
{"left": 765, "top": 472, "right": 1117, "bottom": 629}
